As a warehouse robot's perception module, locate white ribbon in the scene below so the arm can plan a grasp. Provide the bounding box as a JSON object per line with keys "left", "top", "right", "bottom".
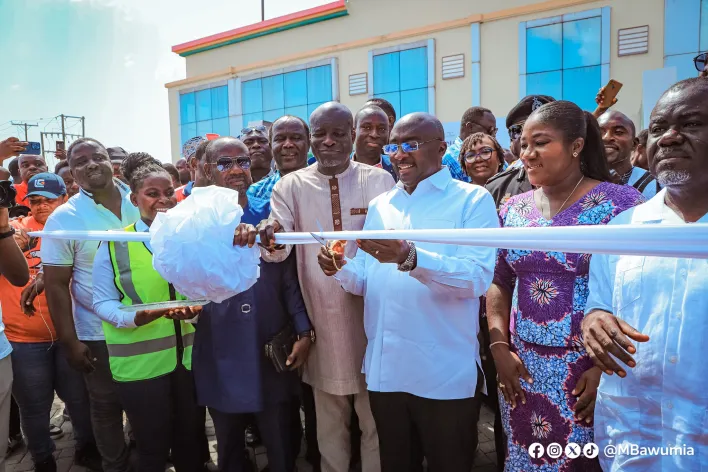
{"left": 29, "top": 223, "right": 708, "bottom": 259}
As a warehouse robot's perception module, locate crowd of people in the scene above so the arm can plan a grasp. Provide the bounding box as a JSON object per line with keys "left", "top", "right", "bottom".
{"left": 0, "top": 68, "right": 706, "bottom": 472}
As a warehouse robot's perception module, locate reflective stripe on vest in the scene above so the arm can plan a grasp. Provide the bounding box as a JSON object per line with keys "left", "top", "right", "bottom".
{"left": 105, "top": 223, "right": 195, "bottom": 382}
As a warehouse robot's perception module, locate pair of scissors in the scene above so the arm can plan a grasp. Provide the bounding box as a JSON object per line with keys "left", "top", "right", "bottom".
{"left": 310, "top": 220, "right": 344, "bottom": 271}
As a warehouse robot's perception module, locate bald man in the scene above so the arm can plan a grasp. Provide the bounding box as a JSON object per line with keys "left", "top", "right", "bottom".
{"left": 317, "top": 112, "right": 499, "bottom": 472}
{"left": 259, "top": 102, "right": 394, "bottom": 472}
{"left": 598, "top": 110, "right": 659, "bottom": 198}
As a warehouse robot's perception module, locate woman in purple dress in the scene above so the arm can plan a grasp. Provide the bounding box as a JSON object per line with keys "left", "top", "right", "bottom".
{"left": 487, "top": 101, "right": 645, "bottom": 472}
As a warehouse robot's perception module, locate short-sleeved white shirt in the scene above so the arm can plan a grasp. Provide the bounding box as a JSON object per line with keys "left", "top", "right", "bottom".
{"left": 41, "top": 180, "right": 140, "bottom": 341}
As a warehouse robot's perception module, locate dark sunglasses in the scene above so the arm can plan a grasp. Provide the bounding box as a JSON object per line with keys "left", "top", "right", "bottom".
{"left": 209, "top": 156, "right": 252, "bottom": 172}
{"left": 508, "top": 124, "right": 524, "bottom": 141}
{"left": 694, "top": 52, "right": 707, "bottom": 72}
{"left": 240, "top": 126, "right": 267, "bottom": 138}
{"left": 463, "top": 147, "right": 495, "bottom": 163}
{"left": 383, "top": 138, "right": 442, "bottom": 156}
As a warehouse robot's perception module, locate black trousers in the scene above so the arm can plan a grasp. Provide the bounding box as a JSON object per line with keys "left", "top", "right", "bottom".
{"left": 300, "top": 382, "right": 320, "bottom": 469}
{"left": 9, "top": 395, "right": 20, "bottom": 438}
{"left": 369, "top": 390, "right": 481, "bottom": 472}
{"left": 211, "top": 401, "right": 295, "bottom": 472}
{"left": 115, "top": 365, "right": 202, "bottom": 472}
{"left": 478, "top": 316, "right": 507, "bottom": 471}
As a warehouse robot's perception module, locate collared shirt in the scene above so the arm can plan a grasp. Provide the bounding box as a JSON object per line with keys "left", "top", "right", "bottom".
{"left": 307, "top": 153, "right": 398, "bottom": 181}
{"left": 627, "top": 166, "right": 660, "bottom": 199}
{"left": 335, "top": 167, "right": 499, "bottom": 400}
{"left": 92, "top": 219, "right": 151, "bottom": 329}
{"left": 0, "top": 316, "right": 8, "bottom": 360}
{"left": 441, "top": 137, "right": 471, "bottom": 183}
{"left": 585, "top": 189, "right": 708, "bottom": 471}
{"left": 485, "top": 164, "right": 532, "bottom": 210}
{"left": 247, "top": 170, "right": 281, "bottom": 216}
{"left": 41, "top": 180, "right": 140, "bottom": 340}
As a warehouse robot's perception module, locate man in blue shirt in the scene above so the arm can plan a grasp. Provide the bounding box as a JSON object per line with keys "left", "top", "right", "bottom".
{"left": 442, "top": 106, "right": 497, "bottom": 183}
{"left": 247, "top": 115, "right": 311, "bottom": 216}
{"left": 193, "top": 137, "right": 314, "bottom": 472}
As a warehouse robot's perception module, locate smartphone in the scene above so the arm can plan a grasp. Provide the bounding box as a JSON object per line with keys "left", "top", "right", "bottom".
{"left": 56, "top": 140, "right": 65, "bottom": 152}
{"left": 600, "top": 79, "right": 623, "bottom": 107}
{"left": 23, "top": 142, "right": 42, "bottom": 155}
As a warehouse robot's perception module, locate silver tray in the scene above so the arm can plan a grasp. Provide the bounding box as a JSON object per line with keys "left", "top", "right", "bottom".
{"left": 118, "top": 299, "right": 210, "bottom": 312}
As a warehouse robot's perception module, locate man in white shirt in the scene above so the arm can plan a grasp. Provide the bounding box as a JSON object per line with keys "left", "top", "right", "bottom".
{"left": 318, "top": 112, "right": 499, "bottom": 472}
{"left": 42, "top": 138, "right": 139, "bottom": 472}
{"left": 582, "top": 77, "right": 708, "bottom": 471}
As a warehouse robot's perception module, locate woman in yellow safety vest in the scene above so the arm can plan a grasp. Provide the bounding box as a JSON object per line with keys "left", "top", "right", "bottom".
{"left": 91, "top": 152, "right": 203, "bottom": 472}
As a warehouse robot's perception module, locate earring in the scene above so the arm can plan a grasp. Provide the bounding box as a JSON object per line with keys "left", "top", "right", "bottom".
{"left": 573, "top": 152, "right": 579, "bottom": 157}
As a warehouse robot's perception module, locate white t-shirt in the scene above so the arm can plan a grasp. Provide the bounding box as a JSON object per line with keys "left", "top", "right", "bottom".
{"left": 41, "top": 180, "right": 140, "bottom": 341}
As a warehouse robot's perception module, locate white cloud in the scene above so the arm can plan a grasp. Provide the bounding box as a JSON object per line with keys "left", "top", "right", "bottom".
{"left": 10, "top": 84, "right": 20, "bottom": 91}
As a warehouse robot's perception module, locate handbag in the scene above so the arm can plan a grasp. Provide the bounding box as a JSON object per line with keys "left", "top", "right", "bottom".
{"left": 264, "top": 324, "right": 295, "bottom": 373}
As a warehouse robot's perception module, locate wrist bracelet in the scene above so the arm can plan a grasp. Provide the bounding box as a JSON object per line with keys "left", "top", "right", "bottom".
{"left": 489, "top": 341, "right": 510, "bottom": 349}
{"left": 0, "top": 227, "right": 15, "bottom": 240}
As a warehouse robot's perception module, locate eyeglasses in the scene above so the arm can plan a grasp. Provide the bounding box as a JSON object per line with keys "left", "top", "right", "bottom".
{"left": 508, "top": 124, "right": 524, "bottom": 141}
{"left": 463, "top": 147, "right": 495, "bottom": 163}
{"left": 694, "top": 52, "right": 707, "bottom": 72}
{"left": 240, "top": 126, "right": 267, "bottom": 138}
{"left": 209, "top": 156, "right": 252, "bottom": 172}
{"left": 383, "top": 139, "right": 442, "bottom": 156}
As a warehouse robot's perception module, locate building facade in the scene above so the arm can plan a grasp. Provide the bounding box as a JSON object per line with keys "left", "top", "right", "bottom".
{"left": 166, "top": 0, "right": 707, "bottom": 161}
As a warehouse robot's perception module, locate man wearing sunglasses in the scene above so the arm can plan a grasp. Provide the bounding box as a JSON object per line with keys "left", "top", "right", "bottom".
{"left": 240, "top": 124, "right": 274, "bottom": 183}
{"left": 441, "top": 107, "right": 497, "bottom": 183}
{"left": 318, "top": 112, "right": 499, "bottom": 472}
{"left": 485, "top": 95, "right": 555, "bottom": 209}
{"left": 695, "top": 52, "right": 707, "bottom": 78}
{"left": 259, "top": 102, "right": 395, "bottom": 472}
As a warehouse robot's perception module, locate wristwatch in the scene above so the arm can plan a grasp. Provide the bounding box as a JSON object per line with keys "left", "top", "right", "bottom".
{"left": 0, "top": 226, "right": 15, "bottom": 241}
{"left": 397, "top": 241, "right": 417, "bottom": 272}
{"left": 297, "top": 329, "right": 316, "bottom": 344}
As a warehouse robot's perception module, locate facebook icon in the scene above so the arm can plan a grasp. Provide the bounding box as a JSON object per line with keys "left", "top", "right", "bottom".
{"left": 528, "top": 443, "right": 545, "bottom": 459}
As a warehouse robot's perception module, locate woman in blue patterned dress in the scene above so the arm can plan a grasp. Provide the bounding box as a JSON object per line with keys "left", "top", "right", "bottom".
{"left": 486, "top": 101, "right": 645, "bottom": 472}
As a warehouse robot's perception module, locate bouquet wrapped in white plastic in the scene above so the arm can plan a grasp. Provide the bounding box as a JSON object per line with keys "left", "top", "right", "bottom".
{"left": 149, "top": 186, "right": 261, "bottom": 303}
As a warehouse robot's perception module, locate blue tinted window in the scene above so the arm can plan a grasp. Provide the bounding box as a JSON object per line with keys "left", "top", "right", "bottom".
{"left": 400, "top": 89, "right": 428, "bottom": 116}
{"left": 373, "top": 47, "right": 428, "bottom": 117}
{"left": 527, "top": 24, "right": 562, "bottom": 73}
{"left": 373, "top": 53, "right": 400, "bottom": 94}
{"left": 373, "top": 92, "right": 401, "bottom": 121}
{"left": 195, "top": 90, "right": 212, "bottom": 122}
{"left": 665, "top": 53, "right": 701, "bottom": 80}
{"left": 399, "top": 47, "right": 428, "bottom": 90}
{"left": 181, "top": 123, "right": 197, "bottom": 146}
{"left": 524, "top": 12, "right": 602, "bottom": 107}
{"left": 284, "top": 71, "right": 307, "bottom": 107}
{"left": 307, "top": 66, "right": 332, "bottom": 104}
{"left": 262, "top": 75, "right": 285, "bottom": 112}
{"left": 664, "top": 0, "right": 701, "bottom": 56}
{"left": 701, "top": 0, "right": 708, "bottom": 51}
{"left": 211, "top": 86, "right": 229, "bottom": 119}
{"left": 180, "top": 93, "right": 196, "bottom": 124}
{"left": 526, "top": 71, "right": 562, "bottom": 99}
{"left": 284, "top": 105, "right": 308, "bottom": 122}
{"left": 212, "top": 118, "right": 230, "bottom": 137}
{"left": 242, "top": 79, "right": 263, "bottom": 114}
{"left": 196, "top": 120, "right": 212, "bottom": 137}
{"left": 263, "top": 108, "right": 285, "bottom": 123}
{"left": 243, "top": 112, "right": 264, "bottom": 127}
{"left": 563, "top": 17, "right": 602, "bottom": 69}
{"left": 563, "top": 66, "right": 601, "bottom": 111}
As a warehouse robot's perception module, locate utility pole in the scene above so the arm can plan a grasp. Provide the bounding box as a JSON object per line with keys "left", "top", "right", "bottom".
{"left": 10, "top": 121, "right": 38, "bottom": 141}
{"left": 40, "top": 115, "right": 86, "bottom": 168}
{"left": 261, "top": 0, "right": 265, "bottom": 21}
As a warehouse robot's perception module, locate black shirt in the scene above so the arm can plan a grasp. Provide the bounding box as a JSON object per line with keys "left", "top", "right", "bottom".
{"left": 484, "top": 164, "right": 533, "bottom": 211}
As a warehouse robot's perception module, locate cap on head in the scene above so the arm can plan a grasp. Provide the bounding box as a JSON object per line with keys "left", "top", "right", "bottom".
{"left": 506, "top": 95, "right": 556, "bottom": 129}
{"left": 107, "top": 147, "right": 128, "bottom": 163}
{"left": 182, "top": 136, "right": 207, "bottom": 160}
{"left": 25, "top": 172, "right": 67, "bottom": 200}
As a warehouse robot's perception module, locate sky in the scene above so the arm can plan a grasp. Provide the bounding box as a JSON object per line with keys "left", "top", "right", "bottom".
{"left": 0, "top": 0, "right": 328, "bottom": 167}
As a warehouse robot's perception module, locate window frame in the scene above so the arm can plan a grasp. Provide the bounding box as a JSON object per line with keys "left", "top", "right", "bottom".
{"left": 518, "top": 7, "right": 610, "bottom": 105}
{"left": 231, "top": 57, "right": 339, "bottom": 134}
{"left": 178, "top": 80, "right": 230, "bottom": 146}
{"left": 368, "top": 39, "right": 436, "bottom": 116}
{"left": 663, "top": 0, "right": 707, "bottom": 80}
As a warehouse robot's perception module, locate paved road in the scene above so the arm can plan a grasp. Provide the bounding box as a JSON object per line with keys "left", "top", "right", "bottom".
{"left": 6, "top": 398, "right": 500, "bottom": 472}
